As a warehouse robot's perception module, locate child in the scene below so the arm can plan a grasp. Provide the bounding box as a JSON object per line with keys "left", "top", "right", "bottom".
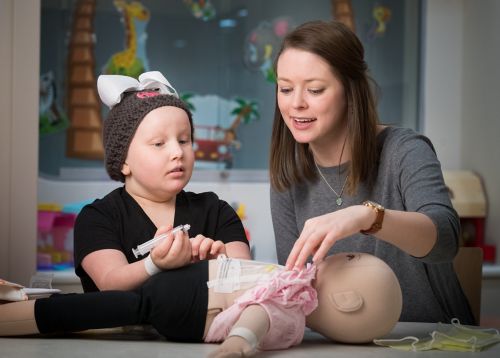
{"left": 0, "top": 252, "right": 402, "bottom": 357}
{"left": 74, "top": 71, "right": 250, "bottom": 292}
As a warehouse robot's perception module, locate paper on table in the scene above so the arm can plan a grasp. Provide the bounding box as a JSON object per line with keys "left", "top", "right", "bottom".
{"left": 23, "top": 288, "right": 61, "bottom": 299}
{"left": 1, "top": 278, "right": 60, "bottom": 301}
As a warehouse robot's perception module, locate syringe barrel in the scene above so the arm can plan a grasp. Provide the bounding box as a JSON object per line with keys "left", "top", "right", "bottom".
{"left": 132, "top": 224, "right": 190, "bottom": 258}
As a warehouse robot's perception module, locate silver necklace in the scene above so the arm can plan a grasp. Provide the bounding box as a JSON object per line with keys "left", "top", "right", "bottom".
{"left": 314, "top": 161, "right": 349, "bottom": 206}
{"left": 314, "top": 136, "right": 348, "bottom": 206}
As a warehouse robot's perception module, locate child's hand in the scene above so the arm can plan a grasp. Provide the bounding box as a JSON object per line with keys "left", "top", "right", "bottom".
{"left": 150, "top": 225, "right": 192, "bottom": 270}
{"left": 190, "top": 234, "right": 227, "bottom": 262}
{"left": 208, "top": 336, "right": 257, "bottom": 358}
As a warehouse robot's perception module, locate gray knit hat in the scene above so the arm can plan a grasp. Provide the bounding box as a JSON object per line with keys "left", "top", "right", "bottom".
{"left": 103, "top": 90, "right": 193, "bottom": 182}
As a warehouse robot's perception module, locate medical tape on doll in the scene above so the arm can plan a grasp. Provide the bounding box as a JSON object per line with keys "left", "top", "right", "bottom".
{"left": 207, "top": 257, "right": 284, "bottom": 292}
{"left": 228, "top": 327, "right": 259, "bottom": 350}
{"left": 207, "top": 256, "right": 242, "bottom": 293}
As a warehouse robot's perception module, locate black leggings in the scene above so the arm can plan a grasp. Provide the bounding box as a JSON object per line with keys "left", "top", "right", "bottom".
{"left": 34, "top": 261, "right": 209, "bottom": 342}
{"left": 35, "top": 290, "right": 144, "bottom": 334}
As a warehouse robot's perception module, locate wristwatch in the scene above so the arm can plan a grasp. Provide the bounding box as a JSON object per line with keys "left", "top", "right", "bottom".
{"left": 360, "top": 201, "right": 385, "bottom": 235}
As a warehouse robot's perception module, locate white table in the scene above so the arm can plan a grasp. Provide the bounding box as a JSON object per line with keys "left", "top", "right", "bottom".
{"left": 0, "top": 322, "right": 498, "bottom": 358}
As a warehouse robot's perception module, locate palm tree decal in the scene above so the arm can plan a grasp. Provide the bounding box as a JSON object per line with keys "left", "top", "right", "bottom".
{"left": 331, "top": 0, "right": 356, "bottom": 32}
{"left": 225, "top": 98, "right": 260, "bottom": 143}
{"left": 180, "top": 92, "right": 196, "bottom": 112}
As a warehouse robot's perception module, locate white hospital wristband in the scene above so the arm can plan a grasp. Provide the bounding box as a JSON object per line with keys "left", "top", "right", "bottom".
{"left": 144, "top": 255, "right": 162, "bottom": 276}
{"left": 228, "top": 327, "right": 258, "bottom": 349}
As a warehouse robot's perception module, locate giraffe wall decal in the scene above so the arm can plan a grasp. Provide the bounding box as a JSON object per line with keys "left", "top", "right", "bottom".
{"left": 104, "top": 0, "right": 150, "bottom": 78}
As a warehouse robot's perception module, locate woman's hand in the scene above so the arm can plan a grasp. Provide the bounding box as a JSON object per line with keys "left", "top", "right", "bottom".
{"left": 150, "top": 225, "right": 192, "bottom": 270}
{"left": 190, "top": 234, "right": 227, "bottom": 261}
{"left": 286, "top": 205, "right": 375, "bottom": 269}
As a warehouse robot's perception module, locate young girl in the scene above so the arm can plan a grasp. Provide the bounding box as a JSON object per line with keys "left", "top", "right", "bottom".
{"left": 0, "top": 252, "right": 402, "bottom": 357}
{"left": 75, "top": 71, "right": 250, "bottom": 292}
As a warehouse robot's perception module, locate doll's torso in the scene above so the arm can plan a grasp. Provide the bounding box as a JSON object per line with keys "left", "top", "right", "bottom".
{"left": 204, "top": 257, "right": 285, "bottom": 337}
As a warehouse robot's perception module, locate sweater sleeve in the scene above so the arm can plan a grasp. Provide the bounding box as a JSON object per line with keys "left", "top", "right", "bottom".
{"left": 392, "top": 130, "right": 460, "bottom": 263}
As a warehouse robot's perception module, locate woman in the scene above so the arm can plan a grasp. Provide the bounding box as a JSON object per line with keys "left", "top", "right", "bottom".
{"left": 269, "top": 20, "right": 475, "bottom": 324}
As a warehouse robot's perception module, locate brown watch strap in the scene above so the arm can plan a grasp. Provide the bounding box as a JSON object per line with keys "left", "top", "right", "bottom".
{"left": 360, "top": 201, "right": 385, "bottom": 235}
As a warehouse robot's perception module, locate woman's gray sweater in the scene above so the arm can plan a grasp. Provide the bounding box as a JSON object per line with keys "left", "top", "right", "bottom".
{"left": 271, "top": 126, "right": 475, "bottom": 324}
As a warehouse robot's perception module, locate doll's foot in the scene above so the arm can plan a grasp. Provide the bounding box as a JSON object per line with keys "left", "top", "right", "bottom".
{"left": 208, "top": 336, "right": 257, "bottom": 358}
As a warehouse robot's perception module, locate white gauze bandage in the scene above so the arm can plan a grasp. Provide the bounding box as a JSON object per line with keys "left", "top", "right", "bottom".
{"left": 144, "top": 254, "right": 162, "bottom": 276}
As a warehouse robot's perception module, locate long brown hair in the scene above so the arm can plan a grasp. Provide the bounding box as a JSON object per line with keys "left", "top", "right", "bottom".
{"left": 269, "top": 20, "right": 379, "bottom": 194}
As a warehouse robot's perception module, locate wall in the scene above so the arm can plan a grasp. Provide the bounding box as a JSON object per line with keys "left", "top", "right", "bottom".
{"left": 1, "top": 0, "right": 499, "bottom": 284}
{"left": 0, "top": 0, "right": 39, "bottom": 285}
{"left": 37, "top": 177, "right": 276, "bottom": 263}
{"left": 423, "top": 0, "right": 500, "bottom": 260}
{"left": 460, "top": 0, "right": 500, "bottom": 255}
{"left": 422, "top": 0, "right": 463, "bottom": 170}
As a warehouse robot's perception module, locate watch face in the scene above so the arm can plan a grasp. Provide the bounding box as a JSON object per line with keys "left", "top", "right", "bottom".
{"left": 366, "top": 201, "right": 384, "bottom": 211}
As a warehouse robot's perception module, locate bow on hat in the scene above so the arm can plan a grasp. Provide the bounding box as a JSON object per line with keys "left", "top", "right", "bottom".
{"left": 97, "top": 71, "right": 178, "bottom": 109}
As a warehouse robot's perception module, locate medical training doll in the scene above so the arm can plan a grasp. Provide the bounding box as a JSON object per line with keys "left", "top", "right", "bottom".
{"left": 74, "top": 71, "right": 251, "bottom": 293}
{"left": 0, "top": 253, "right": 402, "bottom": 357}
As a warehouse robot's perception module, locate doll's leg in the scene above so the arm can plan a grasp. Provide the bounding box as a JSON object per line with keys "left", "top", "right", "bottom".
{"left": 0, "top": 300, "right": 38, "bottom": 336}
{"left": 205, "top": 259, "right": 246, "bottom": 337}
{"left": 206, "top": 260, "right": 271, "bottom": 356}
{"left": 208, "top": 304, "right": 270, "bottom": 358}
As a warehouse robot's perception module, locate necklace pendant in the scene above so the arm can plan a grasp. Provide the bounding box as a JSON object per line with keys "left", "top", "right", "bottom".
{"left": 336, "top": 197, "right": 343, "bottom": 206}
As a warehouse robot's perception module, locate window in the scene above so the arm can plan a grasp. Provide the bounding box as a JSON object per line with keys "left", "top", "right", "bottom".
{"left": 39, "top": 0, "right": 421, "bottom": 178}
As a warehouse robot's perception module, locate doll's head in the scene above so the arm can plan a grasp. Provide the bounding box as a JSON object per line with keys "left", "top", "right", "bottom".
{"left": 97, "top": 72, "right": 193, "bottom": 182}
{"left": 306, "top": 252, "right": 402, "bottom": 343}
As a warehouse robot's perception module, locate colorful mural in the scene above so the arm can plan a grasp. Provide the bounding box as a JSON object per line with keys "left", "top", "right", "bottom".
{"left": 183, "top": 0, "right": 216, "bottom": 21}
{"left": 39, "top": 0, "right": 420, "bottom": 176}
{"left": 104, "top": 0, "right": 151, "bottom": 77}
{"left": 39, "top": 71, "right": 69, "bottom": 135}
{"left": 189, "top": 95, "right": 260, "bottom": 169}
{"left": 368, "top": 4, "right": 392, "bottom": 39}
{"left": 244, "top": 17, "right": 294, "bottom": 83}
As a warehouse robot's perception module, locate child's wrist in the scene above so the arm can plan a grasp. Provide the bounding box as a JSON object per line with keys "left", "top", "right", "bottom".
{"left": 144, "top": 255, "right": 162, "bottom": 276}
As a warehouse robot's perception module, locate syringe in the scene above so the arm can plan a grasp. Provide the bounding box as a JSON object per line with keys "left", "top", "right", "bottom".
{"left": 132, "top": 224, "right": 191, "bottom": 258}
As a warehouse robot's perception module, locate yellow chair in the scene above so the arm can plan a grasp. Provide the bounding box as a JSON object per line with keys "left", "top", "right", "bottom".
{"left": 453, "top": 246, "right": 483, "bottom": 324}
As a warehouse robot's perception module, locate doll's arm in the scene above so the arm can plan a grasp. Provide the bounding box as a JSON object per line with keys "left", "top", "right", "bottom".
{"left": 209, "top": 304, "right": 270, "bottom": 358}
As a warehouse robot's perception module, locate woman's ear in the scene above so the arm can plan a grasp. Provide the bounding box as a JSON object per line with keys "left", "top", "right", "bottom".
{"left": 121, "top": 162, "right": 131, "bottom": 176}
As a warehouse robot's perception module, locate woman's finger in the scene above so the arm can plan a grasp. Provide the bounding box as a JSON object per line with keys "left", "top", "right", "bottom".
{"left": 312, "top": 231, "right": 336, "bottom": 264}
{"left": 286, "top": 221, "right": 316, "bottom": 269}
{"left": 293, "top": 233, "right": 322, "bottom": 269}
{"left": 286, "top": 235, "right": 308, "bottom": 269}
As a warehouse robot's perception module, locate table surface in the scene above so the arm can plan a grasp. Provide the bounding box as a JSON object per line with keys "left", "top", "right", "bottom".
{"left": 0, "top": 322, "right": 499, "bottom": 358}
